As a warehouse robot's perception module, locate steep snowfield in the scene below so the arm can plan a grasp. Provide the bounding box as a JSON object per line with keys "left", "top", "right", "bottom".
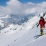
{"left": 0, "top": 13, "right": 46, "bottom": 46}
{"left": 26, "top": 35, "right": 46, "bottom": 46}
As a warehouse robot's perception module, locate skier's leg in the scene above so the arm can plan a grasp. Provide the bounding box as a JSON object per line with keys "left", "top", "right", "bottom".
{"left": 40, "top": 28, "right": 44, "bottom": 36}
{"left": 40, "top": 29, "right": 42, "bottom": 36}
{"left": 42, "top": 28, "right": 44, "bottom": 35}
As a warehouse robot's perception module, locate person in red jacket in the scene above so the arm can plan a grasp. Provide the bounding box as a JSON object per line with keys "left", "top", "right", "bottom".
{"left": 37, "top": 16, "right": 46, "bottom": 36}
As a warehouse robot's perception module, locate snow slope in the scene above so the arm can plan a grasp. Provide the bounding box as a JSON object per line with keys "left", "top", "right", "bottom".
{"left": 26, "top": 35, "right": 46, "bottom": 46}
{"left": 0, "top": 12, "right": 46, "bottom": 46}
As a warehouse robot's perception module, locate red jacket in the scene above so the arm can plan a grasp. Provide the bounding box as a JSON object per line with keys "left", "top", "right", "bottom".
{"left": 39, "top": 18, "right": 46, "bottom": 28}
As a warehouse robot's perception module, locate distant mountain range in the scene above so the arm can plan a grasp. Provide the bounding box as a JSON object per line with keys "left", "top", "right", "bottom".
{"left": 0, "top": 14, "right": 35, "bottom": 30}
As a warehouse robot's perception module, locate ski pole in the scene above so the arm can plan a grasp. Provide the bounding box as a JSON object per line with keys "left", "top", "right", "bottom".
{"left": 34, "top": 27, "right": 38, "bottom": 37}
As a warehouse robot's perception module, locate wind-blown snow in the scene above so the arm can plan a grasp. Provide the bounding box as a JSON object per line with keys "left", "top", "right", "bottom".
{"left": 0, "top": 13, "right": 46, "bottom": 46}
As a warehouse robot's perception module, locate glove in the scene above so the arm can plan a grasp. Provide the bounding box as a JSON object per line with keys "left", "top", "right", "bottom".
{"left": 37, "top": 24, "right": 39, "bottom": 27}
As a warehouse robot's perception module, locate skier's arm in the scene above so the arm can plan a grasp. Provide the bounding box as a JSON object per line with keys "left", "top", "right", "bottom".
{"left": 37, "top": 23, "right": 39, "bottom": 27}
{"left": 37, "top": 20, "right": 40, "bottom": 27}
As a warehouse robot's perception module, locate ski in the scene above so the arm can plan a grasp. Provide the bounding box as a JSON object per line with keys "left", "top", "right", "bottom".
{"left": 34, "top": 35, "right": 41, "bottom": 39}
{"left": 34, "top": 33, "right": 46, "bottom": 39}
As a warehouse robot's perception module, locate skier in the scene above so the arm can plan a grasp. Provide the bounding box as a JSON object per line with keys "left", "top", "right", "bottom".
{"left": 37, "top": 16, "right": 46, "bottom": 36}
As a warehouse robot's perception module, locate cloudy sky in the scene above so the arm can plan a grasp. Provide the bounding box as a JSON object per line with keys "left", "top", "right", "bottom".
{"left": 0, "top": 0, "right": 46, "bottom": 16}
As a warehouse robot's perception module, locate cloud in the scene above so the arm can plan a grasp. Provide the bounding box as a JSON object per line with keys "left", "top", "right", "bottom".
{"left": 0, "top": 0, "right": 46, "bottom": 16}
{"left": 24, "top": 8, "right": 36, "bottom": 14}
{"left": 24, "top": 2, "right": 46, "bottom": 15}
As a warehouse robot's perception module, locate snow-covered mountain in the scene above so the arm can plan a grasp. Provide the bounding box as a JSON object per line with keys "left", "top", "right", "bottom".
{"left": 0, "top": 12, "right": 46, "bottom": 46}
{"left": 1, "top": 14, "right": 29, "bottom": 24}
{"left": 0, "top": 15, "right": 27, "bottom": 30}
{"left": 0, "top": 14, "right": 35, "bottom": 30}
{"left": 0, "top": 19, "right": 11, "bottom": 30}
